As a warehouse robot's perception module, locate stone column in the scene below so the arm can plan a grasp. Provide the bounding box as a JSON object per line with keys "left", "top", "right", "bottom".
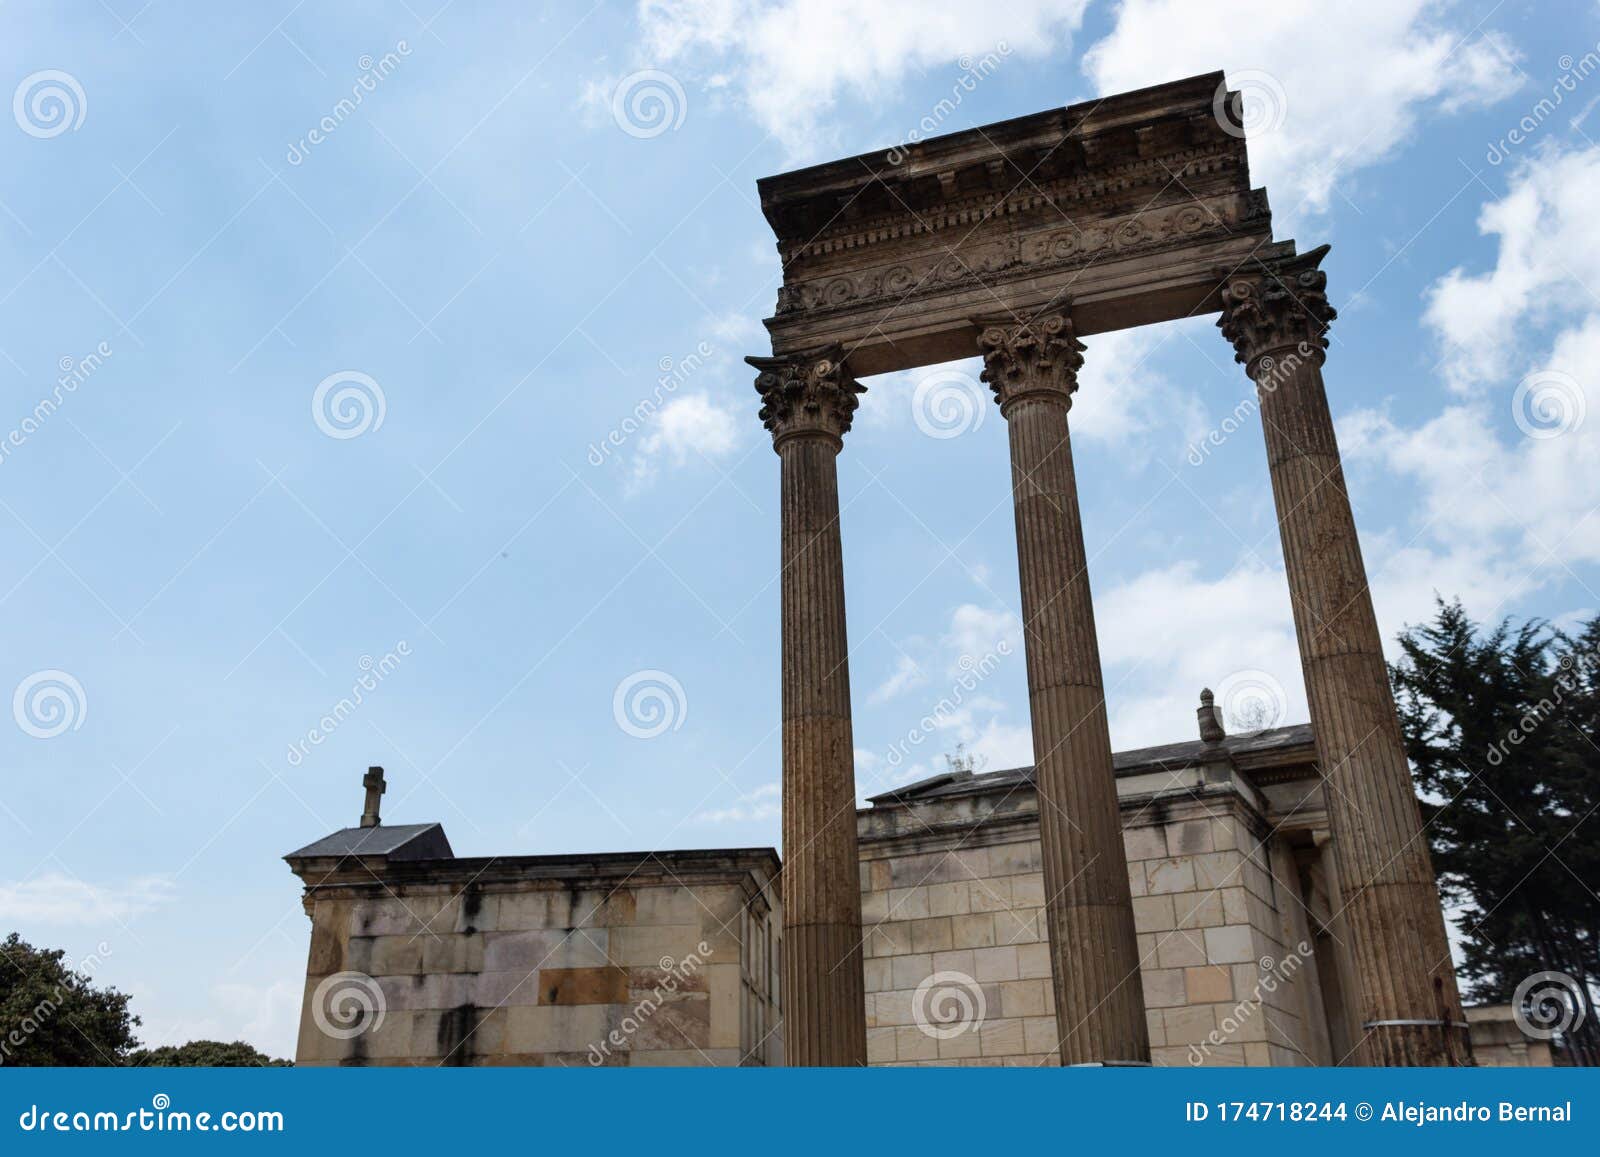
{"left": 974, "top": 308, "right": 1149, "bottom": 1065}
{"left": 747, "top": 345, "right": 867, "bottom": 1067}
{"left": 1218, "top": 245, "right": 1470, "bottom": 1066}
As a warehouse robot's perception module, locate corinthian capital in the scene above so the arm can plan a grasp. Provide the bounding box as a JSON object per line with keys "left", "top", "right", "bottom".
{"left": 746, "top": 345, "right": 865, "bottom": 449}
{"left": 973, "top": 307, "right": 1086, "bottom": 415}
{"left": 1217, "top": 243, "right": 1336, "bottom": 375}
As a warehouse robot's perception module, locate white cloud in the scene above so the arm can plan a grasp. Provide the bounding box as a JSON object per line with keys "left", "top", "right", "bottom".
{"left": 0, "top": 873, "right": 175, "bottom": 925}
{"left": 861, "top": 324, "right": 1211, "bottom": 464}
{"left": 1072, "top": 322, "right": 1210, "bottom": 453}
{"left": 965, "top": 717, "right": 1034, "bottom": 770}
{"left": 1425, "top": 144, "right": 1600, "bottom": 392}
{"left": 1096, "top": 558, "right": 1304, "bottom": 747}
{"left": 131, "top": 978, "right": 303, "bottom": 1061}
{"left": 1342, "top": 320, "right": 1600, "bottom": 574}
{"left": 943, "top": 603, "right": 1021, "bottom": 671}
{"left": 627, "top": 392, "right": 741, "bottom": 490}
{"left": 694, "top": 781, "right": 780, "bottom": 822}
{"left": 858, "top": 602, "right": 1028, "bottom": 794}
{"left": 868, "top": 653, "right": 927, "bottom": 704}
{"left": 1084, "top": 0, "right": 1519, "bottom": 219}
{"left": 631, "top": 0, "right": 1090, "bottom": 158}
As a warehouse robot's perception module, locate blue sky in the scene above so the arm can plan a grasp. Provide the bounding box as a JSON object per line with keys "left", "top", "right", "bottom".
{"left": 1, "top": 0, "right": 1597, "bottom": 1057}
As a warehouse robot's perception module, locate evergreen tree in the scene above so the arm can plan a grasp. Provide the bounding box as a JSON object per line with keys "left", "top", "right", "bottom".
{"left": 1391, "top": 600, "right": 1600, "bottom": 1064}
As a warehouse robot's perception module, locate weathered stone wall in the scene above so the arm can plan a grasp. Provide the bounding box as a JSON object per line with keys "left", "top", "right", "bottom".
{"left": 291, "top": 854, "right": 780, "bottom": 1067}
{"left": 857, "top": 744, "right": 1341, "bottom": 1068}
{"left": 1465, "top": 1006, "right": 1555, "bottom": 1067}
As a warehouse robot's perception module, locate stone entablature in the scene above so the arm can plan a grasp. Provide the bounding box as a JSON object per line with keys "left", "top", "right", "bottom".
{"left": 756, "top": 72, "right": 1274, "bottom": 374}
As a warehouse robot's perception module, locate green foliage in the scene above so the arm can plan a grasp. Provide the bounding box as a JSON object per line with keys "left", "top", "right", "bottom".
{"left": 1, "top": 933, "right": 290, "bottom": 1067}
{"left": 1392, "top": 600, "right": 1600, "bottom": 1063}
{"left": 0, "top": 933, "right": 138, "bottom": 1066}
{"left": 128, "top": 1039, "right": 290, "bottom": 1067}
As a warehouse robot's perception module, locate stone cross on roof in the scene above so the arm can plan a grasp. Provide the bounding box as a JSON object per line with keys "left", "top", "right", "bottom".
{"left": 360, "top": 766, "right": 386, "bottom": 828}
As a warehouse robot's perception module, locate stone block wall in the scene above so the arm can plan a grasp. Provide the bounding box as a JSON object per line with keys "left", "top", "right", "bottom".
{"left": 857, "top": 752, "right": 1340, "bottom": 1068}
{"left": 861, "top": 832, "right": 1057, "bottom": 1066}
{"left": 1124, "top": 803, "right": 1319, "bottom": 1066}
{"left": 290, "top": 852, "right": 780, "bottom": 1066}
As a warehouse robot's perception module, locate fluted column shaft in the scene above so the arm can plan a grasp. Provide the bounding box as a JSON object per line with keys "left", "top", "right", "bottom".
{"left": 1220, "top": 247, "right": 1469, "bottom": 1066}
{"left": 749, "top": 348, "right": 867, "bottom": 1067}
{"left": 977, "top": 310, "right": 1149, "bottom": 1065}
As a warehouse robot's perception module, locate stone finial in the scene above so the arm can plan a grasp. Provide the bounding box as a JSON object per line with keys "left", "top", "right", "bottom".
{"left": 1197, "top": 688, "right": 1226, "bottom": 743}
{"left": 972, "top": 306, "right": 1086, "bottom": 415}
{"left": 1217, "top": 243, "right": 1336, "bottom": 375}
{"left": 746, "top": 345, "right": 865, "bottom": 450}
{"left": 360, "top": 766, "right": 386, "bottom": 828}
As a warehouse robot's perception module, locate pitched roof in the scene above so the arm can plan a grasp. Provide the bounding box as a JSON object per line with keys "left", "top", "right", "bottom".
{"left": 283, "top": 823, "right": 453, "bottom": 862}
{"left": 867, "top": 723, "right": 1315, "bottom": 806}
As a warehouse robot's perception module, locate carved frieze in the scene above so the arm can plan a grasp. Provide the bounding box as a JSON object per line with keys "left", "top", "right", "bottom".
{"left": 776, "top": 192, "right": 1265, "bottom": 320}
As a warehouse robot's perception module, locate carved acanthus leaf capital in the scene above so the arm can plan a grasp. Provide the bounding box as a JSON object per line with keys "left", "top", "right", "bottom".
{"left": 746, "top": 346, "right": 865, "bottom": 449}
{"left": 1217, "top": 244, "right": 1336, "bottom": 374}
{"left": 973, "top": 307, "right": 1086, "bottom": 414}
